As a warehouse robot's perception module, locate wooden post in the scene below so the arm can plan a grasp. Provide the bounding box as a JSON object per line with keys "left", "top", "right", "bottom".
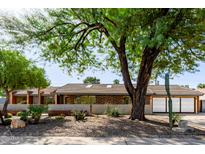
{"left": 194, "top": 97, "right": 198, "bottom": 113}
{"left": 150, "top": 96, "right": 153, "bottom": 114}
{"left": 195, "top": 96, "right": 199, "bottom": 114}
{"left": 54, "top": 94, "right": 58, "bottom": 104}
{"left": 9, "top": 92, "right": 13, "bottom": 104}
{"left": 27, "top": 91, "right": 30, "bottom": 105}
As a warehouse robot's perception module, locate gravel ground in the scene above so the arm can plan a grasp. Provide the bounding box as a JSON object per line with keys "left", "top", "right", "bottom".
{"left": 0, "top": 115, "right": 205, "bottom": 137}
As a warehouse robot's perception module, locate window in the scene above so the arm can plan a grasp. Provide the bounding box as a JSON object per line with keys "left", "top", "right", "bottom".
{"left": 16, "top": 96, "right": 27, "bottom": 104}
{"left": 42, "top": 96, "right": 54, "bottom": 104}
{"left": 74, "top": 96, "right": 96, "bottom": 104}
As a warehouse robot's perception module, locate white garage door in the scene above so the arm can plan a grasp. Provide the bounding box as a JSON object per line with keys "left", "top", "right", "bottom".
{"left": 167, "top": 98, "right": 180, "bottom": 112}
{"left": 202, "top": 100, "right": 205, "bottom": 112}
{"left": 181, "top": 98, "right": 195, "bottom": 112}
{"left": 153, "top": 98, "right": 166, "bottom": 112}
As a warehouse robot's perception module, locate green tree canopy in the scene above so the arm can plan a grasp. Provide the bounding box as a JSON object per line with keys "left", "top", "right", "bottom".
{"left": 197, "top": 83, "right": 205, "bottom": 89}
{"left": 83, "top": 76, "right": 100, "bottom": 84}
{"left": 113, "top": 79, "right": 120, "bottom": 84}
{"left": 0, "top": 9, "right": 205, "bottom": 120}
{"left": 0, "top": 90, "right": 4, "bottom": 97}
{"left": 0, "top": 50, "right": 49, "bottom": 92}
{"left": 0, "top": 50, "right": 49, "bottom": 123}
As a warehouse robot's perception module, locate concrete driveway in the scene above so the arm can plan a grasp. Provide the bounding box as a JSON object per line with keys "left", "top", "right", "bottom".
{"left": 0, "top": 136, "right": 205, "bottom": 145}
{"left": 148, "top": 114, "right": 205, "bottom": 130}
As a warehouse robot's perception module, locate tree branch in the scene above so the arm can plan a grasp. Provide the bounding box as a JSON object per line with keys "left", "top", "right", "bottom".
{"left": 100, "top": 23, "right": 119, "bottom": 51}
{"left": 74, "top": 24, "right": 102, "bottom": 50}
{"left": 117, "top": 34, "right": 135, "bottom": 96}
{"left": 104, "top": 16, "right": 117, "bottom": 27}
{"left": 39, "top": 22, "right": 72, "bottom": 36}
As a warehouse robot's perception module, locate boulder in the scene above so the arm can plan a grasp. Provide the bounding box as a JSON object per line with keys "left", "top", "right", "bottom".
{"left": 10, "top": 119, "right": 26, "bottom": 129}
{"left": 178, "top": 120, "right": 188, "bottom": 128}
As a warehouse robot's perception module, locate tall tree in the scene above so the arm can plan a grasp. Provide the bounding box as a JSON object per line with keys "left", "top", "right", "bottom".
{"left": 83, "top": 76, "right": 100, "bottom": 84}
{"left": 0, "top": 50, "right": 49, "bottom": 124}
{"left": 0, "top": 9, "right": 205, "bottom": 120}
{"left": 0, "top": 90, "right": 4, "bottom": 97}
{"left": 113, "top": 79, "right": 120, "bottom": 84}
{"left": 28, "top": 66, "right": 50, "bottom": 104}
{"left": 197, "top": 83, "right": 205, "bottom": 89}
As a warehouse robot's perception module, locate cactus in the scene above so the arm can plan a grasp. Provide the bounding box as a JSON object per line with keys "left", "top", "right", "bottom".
{"left": 165, "top": 73, "right": 173, "bottom": 130}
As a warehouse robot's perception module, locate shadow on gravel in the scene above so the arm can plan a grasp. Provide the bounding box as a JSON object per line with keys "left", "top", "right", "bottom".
{"left": 0, "top": 117, "right": 68, "bottom": 137}
{"left": 0, "top": 116, "right": 205, "bottom": 140}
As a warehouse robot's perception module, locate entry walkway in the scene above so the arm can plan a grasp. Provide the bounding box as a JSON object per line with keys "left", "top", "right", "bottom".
{"left": 0, "top": 136, "right": 205, "bottom": 145}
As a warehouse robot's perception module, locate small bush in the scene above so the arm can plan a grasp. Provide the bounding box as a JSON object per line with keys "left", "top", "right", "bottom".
{"left": 55, "top": 115, "right": 65, "bottom": 121}
{"left": 7, "top": 113, "right": 13, "bottom": 118}
{"left": 4, "top": 118, "right": 12, "bottom": 125}
{"left": 16, "top": 112, "right": 21, "bottom": 117}
{"left": 28, "top": 105, "right": 48, "bottom": 124}
{"left": 19, "top": 111, "right": 30, "bottom": 122}
{"left": 105, "top": 106, "right": 120, "bottom": 117}
{"left": 29, "top": 105, "right": 48, "bottom": 118}
{"left": 172, "top": 113, "right": 181, "bottom": 125}
{"left": 16, "top": 111, "right": 30, "bottom": 122}
{"left": 73, "top": 110, "right": 87, "bottom": 121}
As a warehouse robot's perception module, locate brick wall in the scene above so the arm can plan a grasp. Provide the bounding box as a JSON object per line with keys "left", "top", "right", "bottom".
{"left": 64, "top": 95, "right": 75, "bottom": 104}
{"left": 96, "top": 95, "right": 124, "bottom": 104}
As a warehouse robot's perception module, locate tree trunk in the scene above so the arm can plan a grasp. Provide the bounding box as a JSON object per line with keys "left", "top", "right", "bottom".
{"left": 2, "top": 89, "right": 10, "bottom": 118}
{"left": 130, "top": 47, "right": 160, "bottom": 121}
{"left": 38, "top": 88, "right": 41, "bottom": 104}
{"left": 0, "top": 111, "right": 4, "bottom": 125}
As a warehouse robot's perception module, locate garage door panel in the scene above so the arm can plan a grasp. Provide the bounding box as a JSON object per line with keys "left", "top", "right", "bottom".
{"left": 181, "top": 98, "right": 194, "bottom": 112}
{"left": 167, "top": 98, "right": 180, "bottom": 112}
{"left": 153, "top": 98, "right": 166, "bottom": 112}
{"left": 202, "top": 100, "right": 205, "bottom": 112}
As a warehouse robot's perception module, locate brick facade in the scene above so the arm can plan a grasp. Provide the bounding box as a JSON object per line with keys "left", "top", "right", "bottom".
{"left": 64, "top": 95, "right": 75, "bottom": 104}
{"left": 96, "top": 95, "right": 124, "bottom": 104}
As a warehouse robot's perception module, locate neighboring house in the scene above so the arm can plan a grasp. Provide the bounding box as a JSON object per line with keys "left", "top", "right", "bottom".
{"left": 0, "top": 97, "right": 5, "bottom": 104}
{"left": 7, "top": 84, "right": 203, "bottom": 114}
{"left": 196, "top": 88, "right": 205, "bottom": 112}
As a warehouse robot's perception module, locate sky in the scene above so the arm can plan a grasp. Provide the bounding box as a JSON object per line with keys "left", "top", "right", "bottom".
{"left": 24, "top": 50, "right": 205, "bottom": 88}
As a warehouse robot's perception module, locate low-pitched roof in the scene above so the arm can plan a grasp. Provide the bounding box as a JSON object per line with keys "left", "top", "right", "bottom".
{"left": 12, "top": 84, "right": 203, "bottom": 97}
{"left": 55, "top": 84, "right": 203, "bottom": 96}
{"left": 13, "top": 87, "right": 58, "bottom": 96}
{"left": 196, "top": 88, "right": 205, "bottom": 100}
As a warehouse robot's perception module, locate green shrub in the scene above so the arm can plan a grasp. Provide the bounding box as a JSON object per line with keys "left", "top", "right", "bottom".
{"left": 7, "top": 113, "right": 13, "bottom": 118}
{"left": 55, "top": 115, "right": 65, "bottom": 121}
{"left": 4, "top": 118, "right": 12, "bottom": 125}
{"left": 105, "top": 106, "right": 120, "bottom": 117}
{"left": 73, "top": 110, "right": 87, "bottom": 121}
{"left": 29, "top": 105, "right": 48, "bottom": 118}
{"left": 28, "top": 105, "right": 48, "bottom": 124}
{"left": 19, "top": 111, "right": 30, "bottom": 122}
{"left": 16, "top": 112, "right": 22, "bottom": 117}
{"left": 172, "top": 113, "right": 181, "bottom": 125}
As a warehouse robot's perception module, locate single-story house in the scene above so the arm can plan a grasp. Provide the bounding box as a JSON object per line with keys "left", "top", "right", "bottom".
{"left": 6, "top": 84, "right": 203, "bottom": 114}
{"left": 196, "top": 88, "right": 205, "bottom": 112}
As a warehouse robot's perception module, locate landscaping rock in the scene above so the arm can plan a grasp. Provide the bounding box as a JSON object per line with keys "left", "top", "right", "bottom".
{"left": 10, "top": 119, "right": 26, "bottom": 129}
{"left": 172, "top": 127, "right": 186, "bottom": 133}
{"left": 178, "top": 120, "right": 188, "bottom": 128}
